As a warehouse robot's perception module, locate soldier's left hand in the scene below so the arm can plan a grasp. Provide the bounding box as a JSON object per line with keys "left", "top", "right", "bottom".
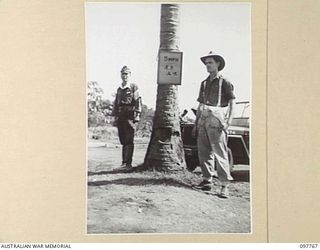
{"left": 133, "top": 112, "right": 140, "bottom": 123}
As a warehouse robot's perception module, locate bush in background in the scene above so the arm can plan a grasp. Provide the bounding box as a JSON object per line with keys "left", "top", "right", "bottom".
{"left": 87, "top": 81, "right": 154, "bottom": 139}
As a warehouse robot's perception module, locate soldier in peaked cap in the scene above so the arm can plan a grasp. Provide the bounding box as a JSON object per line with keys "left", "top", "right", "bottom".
{"left": 111, "top": 66, "right": 142, "bottom": 169}
{"left": 192, "top": 51, "right": 235, "bottom": 198}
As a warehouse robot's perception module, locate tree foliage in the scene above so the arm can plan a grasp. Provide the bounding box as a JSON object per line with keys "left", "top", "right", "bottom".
{"left": 87, "top": 81, "right": 112, "bottom": 127}
{"left": 136, "top": 104, "right": 154, "bottom": 137}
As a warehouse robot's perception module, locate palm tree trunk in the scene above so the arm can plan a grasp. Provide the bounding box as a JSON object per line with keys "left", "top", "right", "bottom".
{"left": 144, "top": 4, "right": 186, "bottom": 171}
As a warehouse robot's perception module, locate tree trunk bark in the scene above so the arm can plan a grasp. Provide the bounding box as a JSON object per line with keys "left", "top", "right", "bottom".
{"left": 144, "top": 4, "right": 186, "bottom": 171}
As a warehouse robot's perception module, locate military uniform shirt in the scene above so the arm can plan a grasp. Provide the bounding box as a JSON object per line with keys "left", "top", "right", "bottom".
{"left": 197, "top": 76, "right": 235, "bottom": 107}
{"left": 112, "top": 83, "right": 141, "bottom": 117}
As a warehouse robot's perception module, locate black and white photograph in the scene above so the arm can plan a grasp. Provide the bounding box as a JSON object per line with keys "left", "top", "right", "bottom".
{"left": 2, "top": 0, "right": 320, "bottom": 245}
{"left": 86, "top": 2, "right": 251, "bottom": 234}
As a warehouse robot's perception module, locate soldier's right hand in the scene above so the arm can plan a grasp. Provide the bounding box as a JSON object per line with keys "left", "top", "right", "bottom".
{"left": 133, "top": 112, "right": 140, "bottom": 123}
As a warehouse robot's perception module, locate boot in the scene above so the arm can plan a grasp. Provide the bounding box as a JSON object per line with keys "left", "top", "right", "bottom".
{"left": 125, "top": 145, "right": 134, "bottom": 168}
{"left": 120, "top": 145, "right": 127, "bottom": 168}
{"left": 219, "top": 185, "right": 229, "bottom": 199}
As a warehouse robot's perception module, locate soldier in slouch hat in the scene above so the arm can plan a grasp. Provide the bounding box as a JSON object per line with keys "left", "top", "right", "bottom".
{"left": 192, "top": 52, "right": 235, "bottom": 198}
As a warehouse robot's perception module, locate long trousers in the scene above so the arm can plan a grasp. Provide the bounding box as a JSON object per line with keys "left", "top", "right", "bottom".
{"left": 117, "top": 117, "right": 136, "bottom": 164}
{"left": 197, "top": 107, "right": 233, "bottom": 181}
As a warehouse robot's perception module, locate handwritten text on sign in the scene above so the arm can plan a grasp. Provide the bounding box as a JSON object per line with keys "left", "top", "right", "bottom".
{"left": 158, "top": 51, "right": 183, "bottom": 85}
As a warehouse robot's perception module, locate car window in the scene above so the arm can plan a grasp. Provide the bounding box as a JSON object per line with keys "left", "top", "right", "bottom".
{"left": 229, "top": 102, "right": 250, "bottom": 128}
{"left": 232, "top": 102, "right": 250, "bottom": 118}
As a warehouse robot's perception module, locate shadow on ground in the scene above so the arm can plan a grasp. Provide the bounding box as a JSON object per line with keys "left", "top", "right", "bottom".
{"left": 88, "top": 169, "right": 133, "bottom": 176}
{"left": 88, "top": 177, "right": 191, "bottom": 189}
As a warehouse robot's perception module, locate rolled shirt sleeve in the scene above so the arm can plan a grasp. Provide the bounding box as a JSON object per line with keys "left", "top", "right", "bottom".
{"left": 223, "top": 80, "right": 236, "bottom": 101}
{"left": 130, "top": 83, "right": 142, "bottom": 113}
{"left": 130, "top": 83, "right": 140, "bottom": 102}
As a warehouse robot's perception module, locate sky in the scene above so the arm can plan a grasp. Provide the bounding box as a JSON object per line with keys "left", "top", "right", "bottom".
{"left": 85, "top": 2, "right": 251, "bottom": 112}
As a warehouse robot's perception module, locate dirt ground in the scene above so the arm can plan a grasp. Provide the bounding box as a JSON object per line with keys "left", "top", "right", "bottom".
{"left": 87, "top": 139, "right": 251, "bottom": 234}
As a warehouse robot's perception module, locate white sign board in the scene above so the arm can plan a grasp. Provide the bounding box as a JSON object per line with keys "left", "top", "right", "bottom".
{"left": 157, "top": 51, "right": 183, "bottom": 85}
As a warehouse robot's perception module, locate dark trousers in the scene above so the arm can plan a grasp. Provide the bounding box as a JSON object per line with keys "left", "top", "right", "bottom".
{"left": 117, "top": 118, "right": 136, "bottom": 164}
